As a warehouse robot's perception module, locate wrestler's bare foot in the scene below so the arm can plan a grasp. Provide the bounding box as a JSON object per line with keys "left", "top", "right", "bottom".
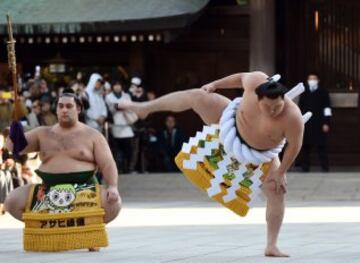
{"left": 117, "top": 100, "right": 149, "bottom": 119}
{"left": 88, "top": 247, "right": 100, "bottom": 252}
{"left": 265, "top": 246, "right": 289, "bottom": 257}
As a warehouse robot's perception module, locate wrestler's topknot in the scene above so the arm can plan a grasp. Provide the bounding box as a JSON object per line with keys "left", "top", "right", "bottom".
{"left": 255, "top": 79, "right": 287, "bottom": 100}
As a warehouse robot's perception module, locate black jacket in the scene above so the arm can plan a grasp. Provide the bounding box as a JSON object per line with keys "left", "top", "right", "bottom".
{"left": 299, "top": 85, "right": 331, "bottom": 145}
{"left": 157, "top": 128, "right": 186, "bottom": 157}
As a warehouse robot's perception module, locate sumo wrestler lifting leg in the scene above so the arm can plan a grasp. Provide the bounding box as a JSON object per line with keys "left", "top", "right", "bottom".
{"left": 119, "top": 71, "right": 312, "bottom": 257}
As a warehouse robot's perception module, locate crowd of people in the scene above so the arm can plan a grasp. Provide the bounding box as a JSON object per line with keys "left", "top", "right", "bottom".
{"left": 0, "top": 72, "right": 187, "bottom": 214}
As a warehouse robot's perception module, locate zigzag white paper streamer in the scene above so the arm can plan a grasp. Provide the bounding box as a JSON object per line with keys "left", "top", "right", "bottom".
{"left": 182, "top": 125, "right": 220, "bottom": 170}
{"left": 222, "top": 164, "right": 248, "bottom": 203}
{"left": 183, "top": 140, "right": 220, "bottom": 170}
{"left": 207, "top": 154, "right": 232, "bottom": 197}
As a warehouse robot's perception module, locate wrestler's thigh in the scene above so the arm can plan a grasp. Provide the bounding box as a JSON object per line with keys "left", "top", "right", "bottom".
{"left": 269, "top": 157, "right": 281, "bottom": 173}
{"left": 262, "top": 157, "right": 281, "bottom": 195}
{"left": 4, "top": 184, "right": 33, "bottom": 211}
{"left": 192, "top": 90, "right": 231, "bottom": 125}
{"left": 100, "top": 185, "right": 121, "bottom": 223}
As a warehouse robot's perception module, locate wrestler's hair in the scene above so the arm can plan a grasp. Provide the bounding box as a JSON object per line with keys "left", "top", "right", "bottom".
{"left": 255, "top": 80, "right": 287, "bottom": 100}
{"left": 57, "top": 92, "right": 83, "bottom": 110}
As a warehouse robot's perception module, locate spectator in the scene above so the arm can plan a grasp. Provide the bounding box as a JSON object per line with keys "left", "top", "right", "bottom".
{"left": 39, "top": 98, "right": 57, "bottom": 126}
{"left": 105, "top": 80, "right": 136, "bottom": 173}
{"left": 103, "top": 73, "right": 112, "bottom": 96}
{"left": 28, "top": 79, "right": 41, "bottom": 100}
{"left": 143, "top": 90, "right": 161, "bottom": 171}
{"left": 157, "top": 115, "right": 186, "bottom": 172}
{"left": 0, "top": 134, "right": 14, "bottom": 215}
{"left": 28, "top": 78, "right": 50, "bottom": 102}
{"left": 20, "top": 163, "right": 33, "bottom": 184}
{"left": 0, "top": 164, "right": 13, "bottom": 215}
{"left": 85, "top": 73, "right": 107, "bottom": 132}
{"left": 299, "top": 73, "right": 332, "bottom": 172}
{"left": 1, "top": 129, "right": 11, "bottom": 162}
{"left": 1, "top": 130, "right": 23, "bottom": 189}
{"left": 0, "top": 97, "right": 12, "bottom": 133}
{"left": 131, "top": 85, "right": 147, "bottom": 102}
{"left": 129, "top": 77, "right": 142, "bottom": 98}
{"left": 22, "top": 89, "right": 33, "bottom": 110}
{"left": 26, "top": 99, "right": 41, "bottom": 130}
{"left": 129, "top": 84, "right": 147, "bottom": 173}
{"left": 147, "top": 90, "right": 156, "bottom": 101}
{"left": 144, "top": 126, "right": 161, "bottom": 172}
{"left": 39, "top": 79, "right": 51, "bottom": 101}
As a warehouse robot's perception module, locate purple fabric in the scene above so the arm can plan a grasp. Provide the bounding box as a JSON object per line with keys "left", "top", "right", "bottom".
{"left": 9, "top": 121, "right": 28, "bottom": 159}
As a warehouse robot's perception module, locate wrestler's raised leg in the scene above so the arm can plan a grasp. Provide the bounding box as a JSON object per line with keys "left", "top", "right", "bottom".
{"left": 4, "top": 184, "right": 33, "bottom": 221}
{"left": 121, "top": 89, "right": 230, "bottom": 125}
{"left": 100, "top": 185, "right": 122, "bottom": 223}
{"left": 262, "top": 157, "right": 289, "bottom": 257}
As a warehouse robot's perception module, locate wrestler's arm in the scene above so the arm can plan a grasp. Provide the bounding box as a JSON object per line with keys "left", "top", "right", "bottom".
{"left": 202, "top": 71, "right": 267, "bottom": 92}
{"left": 5, "top": 127, "right": 42, "bottom": 154}
{"left": 93, "top": 132, "right": 118, "bottom": 188}
{"left": 278, "top": 114, "right": 304, "bottom": 174}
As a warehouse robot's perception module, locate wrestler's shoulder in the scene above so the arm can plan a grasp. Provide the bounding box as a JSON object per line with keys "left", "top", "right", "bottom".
{"left": 248, "top": 71, "right": 269, "bottom": 78}
{"left": 242, "top": 71, "right": 268, "bottom": 90}
{"left": 79, "top": 123, "right": 106, "bottom": 138}
{"left": 78, "top": 122, "right": 97, "bottom": 133}
{"left": 284, "top": 99, "right": 303, "bottom": 120}
{"left": 29, "top": 126, "right": 51, "bottom": 134}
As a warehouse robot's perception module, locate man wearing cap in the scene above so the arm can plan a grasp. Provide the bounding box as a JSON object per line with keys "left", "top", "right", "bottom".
{"left": 129, "top": 77, "right": 142, "bottom": 98}
{"left": 119, "top": 71, "right": 305, "bottom": 257}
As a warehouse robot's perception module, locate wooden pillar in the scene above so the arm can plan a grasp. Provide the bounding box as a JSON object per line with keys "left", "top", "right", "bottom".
{"left": 249, "top": 0, "right": 275, "bottom": 75}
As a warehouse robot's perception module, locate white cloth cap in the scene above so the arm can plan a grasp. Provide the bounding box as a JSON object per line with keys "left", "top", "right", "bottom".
{"left": 131, "top": 77, "right": 142, "bottom": 86}
{"left": 324, "top": 107, "right": 332, "bottom": 117}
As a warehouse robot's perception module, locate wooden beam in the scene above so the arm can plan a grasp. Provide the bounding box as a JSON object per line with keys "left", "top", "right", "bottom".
{"left": 207, "top": 6, "right": 250, "bottom": 16}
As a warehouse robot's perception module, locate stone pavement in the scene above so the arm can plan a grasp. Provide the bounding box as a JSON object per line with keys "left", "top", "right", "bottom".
{"left": 1, "top": 172, "right": 360, "bottom": 263}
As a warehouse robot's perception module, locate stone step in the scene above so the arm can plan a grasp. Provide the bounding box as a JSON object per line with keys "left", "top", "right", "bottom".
{"left": 118, "top": 172, "right": 360, "bottom": 203}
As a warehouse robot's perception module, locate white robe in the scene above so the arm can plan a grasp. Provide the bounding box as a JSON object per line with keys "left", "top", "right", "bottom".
{"left": 85, "top": 73, "right": 108, "bottom": 131}
{"left": 105, "top": 92, "right": 134, "bottom": 139}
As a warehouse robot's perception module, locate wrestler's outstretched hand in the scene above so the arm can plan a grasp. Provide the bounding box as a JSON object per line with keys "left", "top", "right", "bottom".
{"left": 106, "top": 185, "right": 120, "bottom": 203}
{"left": 265, "top": 170, "right": 287, "bottom": 194}
{"left": 201, "top": 83, "right": 216, "bottom": 93}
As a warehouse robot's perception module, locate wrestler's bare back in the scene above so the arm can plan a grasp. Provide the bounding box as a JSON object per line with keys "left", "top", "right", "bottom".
{"left": 236, "top": 72, "right": 302, "bottom": 150}
{"left": 36, "top": 123, "right": 98, "bottom": 173}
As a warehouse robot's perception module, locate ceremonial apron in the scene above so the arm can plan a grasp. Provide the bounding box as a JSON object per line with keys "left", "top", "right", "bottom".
{"left": 23, "top": 170, "right": 108, "bottom": 251}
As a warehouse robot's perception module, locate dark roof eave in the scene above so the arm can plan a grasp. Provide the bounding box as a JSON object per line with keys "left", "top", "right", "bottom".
{"left": 0, "top": 13, "right": 203, "bottom": 35}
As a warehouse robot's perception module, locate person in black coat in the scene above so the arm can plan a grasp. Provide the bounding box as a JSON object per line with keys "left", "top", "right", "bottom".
{"left": 129, "top": 85, "right": 148, "bottom": 173}
{"left": 299, "top": 73, "right": 332, "bottom": 172}
{"left": 157, "top": 115, "right": 186, "bottom": 172}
